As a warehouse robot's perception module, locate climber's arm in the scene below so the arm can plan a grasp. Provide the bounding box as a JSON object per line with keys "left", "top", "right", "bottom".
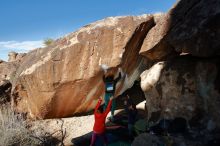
{"left": 104, "top": 97, "right": 113, "bottom": 116}
{"left": 95, "top": 98, "right": 102, "bottom": 112}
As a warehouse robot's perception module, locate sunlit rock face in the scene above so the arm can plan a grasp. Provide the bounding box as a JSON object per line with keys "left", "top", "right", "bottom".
{"left": 12, "top": 15, "right": 155, "bottom": 119}
{"left": 141, "top": 55, "right": 220, "bottom": 128}
{"left": 0, "top": 60, "right": 4, "bottom": 64}
{"left": 0, "top": 62, "right": 18, "bottom": 82}
{"left": 8, "top": 52, "right": 17, "bottom": 62}
{"left": 0, "top": 61, "right": 19, "bottom": 104}
{"left": 140, "top": 0, "right": 220, "bottom": 60}
{"left": 10, "top": 0, "right": 220, "bottom": 124}
{"left": 1, "top": 52, "right": 25, "bottom": 83}
{"left": 138, "top": 0, "right": 220, "bottom": 128}
{"left": 8, "top": 52, "right": 26, "bottom": 62}
{"left": 139, "top": 13, "right": 176, "bottom": 60}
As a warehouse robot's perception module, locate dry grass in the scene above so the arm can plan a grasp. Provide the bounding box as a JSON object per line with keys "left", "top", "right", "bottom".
{"left": 0, "top": 105, "right": 39, "bottom": 146}
{"left": 0, "top": 104, "right": 67, "bottom": 146}
{"left": 32, "top": 119, "right": 67, "bottom": 146}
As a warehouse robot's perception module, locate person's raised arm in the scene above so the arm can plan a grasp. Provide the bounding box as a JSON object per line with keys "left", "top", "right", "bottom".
{"left": 95, "top": 98, "right": 102, "bottom": 112}
{"left": 104, "top": 97, "right": 113, "bottom": 116}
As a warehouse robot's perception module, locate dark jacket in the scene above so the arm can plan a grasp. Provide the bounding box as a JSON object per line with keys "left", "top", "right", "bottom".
{"left": 103, "top": 73, "right": 121, "bottom": 94}
{"left": 125, "top": 105, "right": 137, "bottom": 125}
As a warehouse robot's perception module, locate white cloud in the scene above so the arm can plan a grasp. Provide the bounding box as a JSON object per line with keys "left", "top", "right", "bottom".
{"left": 0, "top": 40, "right": 44, "bottom": 51}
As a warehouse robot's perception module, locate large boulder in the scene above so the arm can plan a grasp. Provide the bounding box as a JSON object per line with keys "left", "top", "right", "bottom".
{"left": 0, "top": 61, "right": 18, "bottom": 82}
{"left": 132, "top": 132, "right": 208, "bottom": 146}
{"left": 0, "top": 62, "right": 18, "bottom": 104}
{"left": 0, "top": 59, "right": 4, "bottom": 64}
{"left": 12, "top": 15, "right": 155, "bottom": 119}
{"left": 140, "top": 0, "right": 220, "bottom": 59}
{"left": 132, "top": 133, "right": 163, "bottom": 146}
{"left": 139, "top": 13, "right": 176, "bottom": 60}
{"left": 140, "top": 55, "right": 220, "bottom": 128}
{"left": 8, "top": 52, "right": 26, "bottom": 62}
{"left": 0, "top": 80, "right": 12, "bottom": 104}
{"left": 8, "top": 52, "right": 18, "bottom": 62}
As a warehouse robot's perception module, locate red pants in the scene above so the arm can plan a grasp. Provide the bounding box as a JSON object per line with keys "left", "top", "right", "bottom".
{"left": 90, "top": 132, "right": 107, "bottom": 146}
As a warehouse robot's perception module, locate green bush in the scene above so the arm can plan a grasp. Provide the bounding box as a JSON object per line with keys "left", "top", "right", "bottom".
{"left": 43, "top": 38, "right": 54, "bottom": 47}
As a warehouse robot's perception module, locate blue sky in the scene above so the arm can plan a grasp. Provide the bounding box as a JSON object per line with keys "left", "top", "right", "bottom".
{"left": 0, "top": 0, "right": 177, "bottom": 61}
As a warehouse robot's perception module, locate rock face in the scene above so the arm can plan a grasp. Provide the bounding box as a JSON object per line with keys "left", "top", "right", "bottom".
{"left": 0, "top": 59, "right": 5, "bottom": 64}
{"left": 8, "top": 52, "right": 26, "bottom": 62}
{"left": 0, "top": 53, "right": 24, "bottom": 86}
{"left": 0, "top": 61, "right": 18, "bottom": 104}
{"left": 0, "top": 51, "right": 24, "bottom": 83}
{"left": 8, "top": 52, "right": 17, "bottom": 62}
{"left": 0, "top": 80, "right": 12, "bottom": 104}
{"left": 132, "top": 132, "right": 210, "bottom": 146}
{"left": 0, "top": 62, "right": 18, "bottom": 82}
{"left": 6, "top": 0, "right": 220, "bottom": 127}
{"left": 12, "top": 15, "right": 155, "bottom": 119}
{"left": 132, "top": 133, "right": 163, "bottom": 146}
{"left": 138, "top": 0, "right": 220, "bottom": 130}
{"left": 141, "top": 55, "right": 220, "bottom": 128}
{"left": 140, "top": 0, "right": 220, "bottom": 60}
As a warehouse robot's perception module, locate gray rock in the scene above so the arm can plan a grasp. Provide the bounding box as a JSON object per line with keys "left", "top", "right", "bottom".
{"left": 132, "top": 133, "right": 163, "bottom": 146}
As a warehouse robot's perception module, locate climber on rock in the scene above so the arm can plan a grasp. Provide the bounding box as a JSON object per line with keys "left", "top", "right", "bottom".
{"left": 90, "top": 97, "right": 113, "bottom": 146}
{"left": 124, "top": 95, "right": 137, "bottom": 137}
{"left": 103, "top": 69, "right": 122, "bottom": 122}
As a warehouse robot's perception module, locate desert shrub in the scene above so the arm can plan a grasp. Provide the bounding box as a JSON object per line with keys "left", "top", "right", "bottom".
{"left": 0, "top": 106, "right": 39, "bottom": 146}
{"left": 43, "top": 38, "right": 54, "bottom": 46}
{"left": 0, "top": 94, "right": 10, "bottom": 104}
{"left": 32, "top": 119, "right": 67, "bottom": 146}
{"left": 0, "top": 105, "right": 67, "bottom": 146}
